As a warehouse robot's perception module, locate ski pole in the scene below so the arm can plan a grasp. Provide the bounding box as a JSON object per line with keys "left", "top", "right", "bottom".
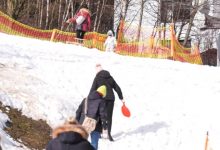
{"left": 204, "top": 131, "right": 209, "bottom": 150}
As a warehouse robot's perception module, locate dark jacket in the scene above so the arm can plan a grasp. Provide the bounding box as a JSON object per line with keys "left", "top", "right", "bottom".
{"left": 76, "top": 91, "right": 107, "bottom": 133}
{"left": 46, "top": 124, "right": 94, "bottom": 150}
{"left": 89, "top": 70, "right": 123, "bottom": 101}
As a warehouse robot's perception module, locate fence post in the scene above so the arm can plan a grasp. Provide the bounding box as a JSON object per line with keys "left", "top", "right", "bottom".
{"left": 50, "top": 29, "right": 57, "bottom": 42}
{"left": 170, "top": 23, "right": 175, "bottom": 59}
{"left": 117, "top": 19, "right": 124, "bottom": 43}
{"left": 204, "top": 131, "right": 209, "bottom": 150}
{"left": 216, "top": 34, "right": 220, "bottom": 66}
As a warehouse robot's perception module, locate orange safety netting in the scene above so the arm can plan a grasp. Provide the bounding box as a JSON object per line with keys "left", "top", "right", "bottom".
{"left": 0, "top": 10, "right": 106, "bottom": 51}
{"left": 116, "top": 20, "right": 202, "bottom": 64}
{"left": 0, "top": 10, "right": 202, "bottom": 65}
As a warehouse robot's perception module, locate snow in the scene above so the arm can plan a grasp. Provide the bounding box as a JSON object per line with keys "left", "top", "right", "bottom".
{"left": 0, "top": 32, "right": 220, "bottom": 150}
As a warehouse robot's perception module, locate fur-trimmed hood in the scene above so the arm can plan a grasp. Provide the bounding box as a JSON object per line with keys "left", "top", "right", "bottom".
{"left": 46, "top": 123, "right": 95, "bottom": 150}
{"left": 52, "top": 124, "right": 88, "bottom": 140}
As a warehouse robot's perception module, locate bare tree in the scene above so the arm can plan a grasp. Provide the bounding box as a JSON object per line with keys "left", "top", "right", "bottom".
{"left": 39, "top": 0, "right": 44, "bottom": 28}
{"left": 45, "top": 0, "right": 50, "bottom": 29}
{"left": 136, "top": 0, "right": 148, "bottom": 41}
{"left": 6, "top": 0, "right": 26, "bottom": 20}
{"left": 61, "top": 0, "right": 72, "bottom": 30}
{"left": 0, "top": 0, "right": 114, "bottom": 33}
{"left": 183, "top": 0, "right": 200, "bottom": 46}
{"left": 93, "top": 0, "right": 101, "bottom": 31}
{"left": 97, "top": 0, "right": 107, "bottom": 31}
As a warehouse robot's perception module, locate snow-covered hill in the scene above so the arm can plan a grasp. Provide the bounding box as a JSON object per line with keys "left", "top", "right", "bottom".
{"left": 0, "top": 32, "right": 220, "bottom": 150}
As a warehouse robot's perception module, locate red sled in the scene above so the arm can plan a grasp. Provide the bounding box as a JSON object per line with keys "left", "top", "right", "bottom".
{"left": 121, "top": 103, "right": 131, "bottom": 117}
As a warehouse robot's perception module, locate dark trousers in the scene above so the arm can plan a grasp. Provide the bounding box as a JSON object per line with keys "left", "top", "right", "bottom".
{"left": 76, "top": 30, "right": 86, "bottom": 39}
{"left": 105, "top": 100, "right": 114, "bottom": 136}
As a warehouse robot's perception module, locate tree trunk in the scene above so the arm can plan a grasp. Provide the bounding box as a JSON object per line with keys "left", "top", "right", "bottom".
{"left": 97, "top": 0, "right": 107, "bottom": 32}
{"left": 177, "top": 22, "right": 186, "bottom": 40}
{"left": 61, "top": 0, "right": 72, "bottom": 30}
{"left": 7, "top": 0, "right": 14, "bottom": 18}
{"left": 39, "top": 0, "right": 44, "bottom": 28}
{"left": 137, "top": 0, "right": 145, "bottom": 41}
{"left": 93, "top": 0, "right": 101, "bottom": 31}
{"left": 183, "top": 0, "right": 199, "bottom": 46}
{"left": 45, "top": 0, "right": 49, "bottom": 29}
{"left": 58, "top": 0, "right": 62, "bottom": 29}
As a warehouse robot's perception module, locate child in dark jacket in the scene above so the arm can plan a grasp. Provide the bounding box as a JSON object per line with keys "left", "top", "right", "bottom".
{"left": 76, "top": 85, "right": 107, "bottom": 150}
{"left": 46, "top": 117, "right": 94, "bottom": 150}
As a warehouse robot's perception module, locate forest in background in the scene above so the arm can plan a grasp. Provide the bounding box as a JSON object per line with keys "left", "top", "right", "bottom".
{"left": 0, "top": 0, "right": 115, "bottom": 33}
{"left": 0, "top": 0, "right": 219, "bottom": 50}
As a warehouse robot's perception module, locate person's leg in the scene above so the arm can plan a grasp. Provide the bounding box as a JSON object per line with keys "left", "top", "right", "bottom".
{"left": 76, "top": 30, "right": 85, "bottom": 43}
{"left": 106, "top": 100, "right": 114, "bottom": 141}
{"left": 80, "top": 31, "right": 86, "bottom": 39}
{"left": 76, "top": 30, "right": 81, "bottom": 39}
{"left": 90, "top": 131, "right": 101, "bottom": 150}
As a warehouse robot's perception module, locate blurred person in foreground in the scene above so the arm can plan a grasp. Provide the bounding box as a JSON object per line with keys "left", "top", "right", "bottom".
{"left": 46, "top": 117, "right": 94, "bottom": 150}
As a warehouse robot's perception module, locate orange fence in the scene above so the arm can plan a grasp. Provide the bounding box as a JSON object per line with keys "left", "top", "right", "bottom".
{"left": 116, "top": 20, "right": 202, "bottom": 64}
{"left": 0, "top": 11, "right": 202, "bottom": 65}
{"left": 0, "top": 10, "right": 106, "bottom": 51}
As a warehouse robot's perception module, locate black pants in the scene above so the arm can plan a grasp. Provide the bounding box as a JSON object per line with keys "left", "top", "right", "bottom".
{"left": 105, "top": 100, "right": 114, "bottom": 136}
{"left": 76, "top": 30, "right": 86, "bottom": 39}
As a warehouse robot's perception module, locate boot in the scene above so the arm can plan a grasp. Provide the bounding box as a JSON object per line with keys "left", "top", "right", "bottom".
{"left": 108, "top": 134, "right": 114, "bottom": 141}
{"left": 108, "top": 130, "right": 114, "bottom": 141}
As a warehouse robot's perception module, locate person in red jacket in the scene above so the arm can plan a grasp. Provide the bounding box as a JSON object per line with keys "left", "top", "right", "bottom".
{"left": 66, "top": 4, "right": 91, "bottom": 41}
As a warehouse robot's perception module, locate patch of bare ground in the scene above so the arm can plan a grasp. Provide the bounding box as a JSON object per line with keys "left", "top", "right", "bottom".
{"left": 0, "top": 102, "right": 52, "bottom": 150}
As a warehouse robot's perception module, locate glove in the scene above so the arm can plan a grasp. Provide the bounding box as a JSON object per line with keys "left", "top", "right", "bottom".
{"left": 65, "top": 19, "right": 70, "bottom": 23}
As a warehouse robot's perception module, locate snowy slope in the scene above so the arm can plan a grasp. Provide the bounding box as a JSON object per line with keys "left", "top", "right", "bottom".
{"left": 0, "top": 32, "right": 220, "bottom": 150}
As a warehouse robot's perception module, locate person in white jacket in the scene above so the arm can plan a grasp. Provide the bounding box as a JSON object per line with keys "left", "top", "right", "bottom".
{"left": 104, "top": 30, "right": 117, "bottom": 52}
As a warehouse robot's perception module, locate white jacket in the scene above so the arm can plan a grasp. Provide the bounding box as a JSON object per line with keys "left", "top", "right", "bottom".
{"left": 104, "top": 36, "right": 117, "bottom": 52}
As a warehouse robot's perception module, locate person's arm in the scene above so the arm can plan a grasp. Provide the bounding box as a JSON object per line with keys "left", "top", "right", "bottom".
{"left": 112, "top": 77, "right": 124, "bottom": 101}
{"left": 104, "top": 37, "right": 108, "bottom": 47}
{"left": 66, "top": 17, "right": 76, "bottom": 23}
{"left": 66, "top": 14, "right": 78, "bottom": 23}
{"left": 89, "top": 76, "right": 98, "bottom": 94}
{"left": 66, "top": 11, "right": 81, "bottom": 23}
{"left": 87, "top": 14, "right": 91, "bottom": 31}
{"left": 75, "top": 98, "right": 85, "bottom": 122}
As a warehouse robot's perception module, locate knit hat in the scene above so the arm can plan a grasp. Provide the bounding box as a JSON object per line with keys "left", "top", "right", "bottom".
{"left": 107, "top": 30, "right": 113, "bottom": 36}
{"left": 97, "top": 85, "right": 107, "bottom": 98}
{"left": 96, "top": 63, "right": 103, "bottom": 73}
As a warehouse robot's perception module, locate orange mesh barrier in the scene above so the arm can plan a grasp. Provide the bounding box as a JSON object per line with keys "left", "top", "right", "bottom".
{"left": 0, "top": 11, "right": 202, "bottom": 65}
{"left": 0, "top": 11, "right": 107, "bottom": 49}
{"left": 116, "top": 21, "right": 202, "bottom": 64}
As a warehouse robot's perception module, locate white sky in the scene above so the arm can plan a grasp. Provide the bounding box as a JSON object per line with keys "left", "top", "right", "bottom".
{"left": 0, "top": 32, "right": 220, "bottom": 150}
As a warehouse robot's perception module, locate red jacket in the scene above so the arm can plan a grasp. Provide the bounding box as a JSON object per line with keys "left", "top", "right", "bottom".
{"left": 69, "top": 8, "right": 91, "bottom": 32}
